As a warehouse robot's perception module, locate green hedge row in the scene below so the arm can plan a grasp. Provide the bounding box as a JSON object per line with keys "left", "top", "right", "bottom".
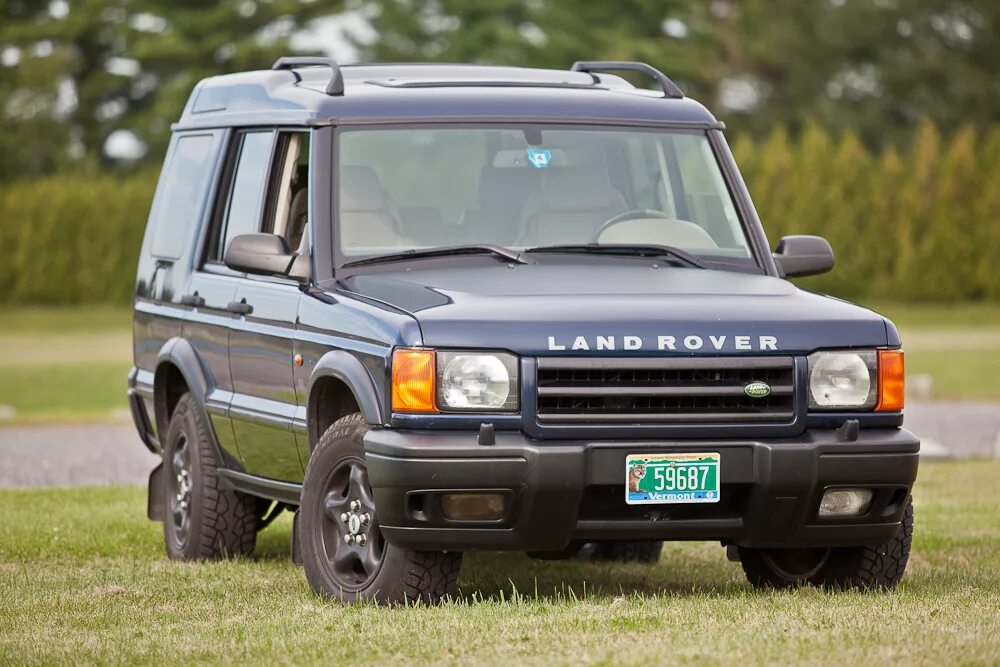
{"left": 0, "top": 173, "right": 156, "bottom": 305}
{"left": 1, "top": 123, "right": 998, "bottom": 305}
{"left": 732, "top": 122, "right": 1000, "bottom": 302}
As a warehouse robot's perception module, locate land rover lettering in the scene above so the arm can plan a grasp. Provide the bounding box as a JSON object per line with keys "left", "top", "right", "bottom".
{"left": 546, "top": 334, "right": 780, "bottom": 352}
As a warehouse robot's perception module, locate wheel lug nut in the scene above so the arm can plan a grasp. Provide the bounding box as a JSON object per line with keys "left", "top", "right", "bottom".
{"left": 350, "top": 500, "right": 361, "bottom": 511}
{"left": 361, "top": 513, "right": 371, "bottom": 526}
{"left": 344, "top": 534, "right": 354, "bottom": 545}
{"left": 340, "top": 512, "right": 349, "bottom": 523}
{"left": 356, "top": 534, "right": 367, "bottom": 546}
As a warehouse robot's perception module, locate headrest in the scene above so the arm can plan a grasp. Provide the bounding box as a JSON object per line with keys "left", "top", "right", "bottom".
{"left": 340, "top": 165, "right": 384, "bottom": 211}
{"left": 541, "top": 167, "right": 623, "bottom": 212}
{"left": 293, "top": 163, "right": 308, "bottom": 187}
{"left": 477, "top": 165, "right": 538, "bottom": 210}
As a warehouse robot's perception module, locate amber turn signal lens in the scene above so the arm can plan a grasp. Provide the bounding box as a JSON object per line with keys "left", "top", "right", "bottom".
{"left": 876, "top": 350, "right": 905, "bottom": 411}
{"left": 392, "top": 349, "right": 437, "bottom": 413}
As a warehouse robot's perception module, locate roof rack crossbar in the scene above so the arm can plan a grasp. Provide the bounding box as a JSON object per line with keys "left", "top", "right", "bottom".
{"left": 571, "top": 61, "right": 684, "bottom": 99}
{"left": 272, "top": 56, "right": 344, "bottom": 96}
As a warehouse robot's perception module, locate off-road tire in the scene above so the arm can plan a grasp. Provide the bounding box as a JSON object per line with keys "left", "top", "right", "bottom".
{"left": 739, "top": 498, "right": 913, "bottom": 590}
{"left": 161, "top": 393, "right": 258, "bottom": 560}
{"left": 299, "top": 413, "right": 462, "bottom": 604}
{"left": 580, "top": 541, "right": 663, "bottom": 564}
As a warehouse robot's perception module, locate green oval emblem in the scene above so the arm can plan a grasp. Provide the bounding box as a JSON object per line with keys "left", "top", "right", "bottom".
{"left": 744, "top": 381, "right": 771, "bottom": 398}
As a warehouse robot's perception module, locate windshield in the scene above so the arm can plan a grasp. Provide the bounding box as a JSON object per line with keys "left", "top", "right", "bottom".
{"left": 336, "top": 125, "right": 754, "bottom": 266}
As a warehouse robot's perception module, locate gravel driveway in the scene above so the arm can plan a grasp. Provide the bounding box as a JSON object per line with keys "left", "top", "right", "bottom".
{"left": 0, "top": 401, "right": 997, "bottom": 488}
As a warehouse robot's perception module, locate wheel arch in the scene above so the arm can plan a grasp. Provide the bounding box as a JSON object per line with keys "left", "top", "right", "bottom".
{"left": 153, "top": 337, "right": 211, "bottom": 438}
{"left": 307, "top": 350, "right": 384, "bottom": 448}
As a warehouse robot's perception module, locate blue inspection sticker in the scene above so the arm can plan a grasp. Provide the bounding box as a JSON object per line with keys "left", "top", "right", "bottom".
{"left": 526, "top": 149, "right": 552, "bottom": 168}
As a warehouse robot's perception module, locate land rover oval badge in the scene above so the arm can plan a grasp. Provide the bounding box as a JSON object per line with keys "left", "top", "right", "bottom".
{"left": 744, "top": 381, "right": 771, "bottom": 398}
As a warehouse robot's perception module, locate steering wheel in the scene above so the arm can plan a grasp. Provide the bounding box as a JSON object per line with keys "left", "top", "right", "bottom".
{"left": 590, "top": 209, "right": 674, "bottom": 242}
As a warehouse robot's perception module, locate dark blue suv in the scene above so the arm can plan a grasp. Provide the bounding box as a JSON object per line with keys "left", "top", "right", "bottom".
{"left": 129, "top": 58, "right": 918, "bottom": 603}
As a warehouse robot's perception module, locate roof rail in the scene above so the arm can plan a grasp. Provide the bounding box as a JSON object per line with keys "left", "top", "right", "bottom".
{"left": 272, "top": 56, "right": 344, "bottom": 96}
{"left": 571, "top": 61, "right": 684, "bottom": 99}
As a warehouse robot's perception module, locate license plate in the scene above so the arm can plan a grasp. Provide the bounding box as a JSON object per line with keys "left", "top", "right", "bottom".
{"left": 625, "top": 452, "right": 721, "bottom": 505}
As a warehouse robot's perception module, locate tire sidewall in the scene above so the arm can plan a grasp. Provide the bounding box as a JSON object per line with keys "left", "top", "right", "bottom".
{"left": 300, "top": 415, "right": 372, "bottom": 602}
{"left": 300, "top": 415, "right": 447, "bottom": 604}
{"left": 162, "top": 397, "right": 208, "bottom": 560}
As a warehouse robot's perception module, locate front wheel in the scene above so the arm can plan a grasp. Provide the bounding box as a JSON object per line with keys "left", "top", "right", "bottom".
{"left": 299, "top": 413, "right": 462, "bottom": 604}
{"left": 739, "top": 498, "right": 913, "bottom": 590}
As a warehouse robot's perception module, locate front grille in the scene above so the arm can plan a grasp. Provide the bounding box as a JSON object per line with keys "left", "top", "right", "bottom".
{"left": 535, "top": 357, "right": 795, "bottom": 424}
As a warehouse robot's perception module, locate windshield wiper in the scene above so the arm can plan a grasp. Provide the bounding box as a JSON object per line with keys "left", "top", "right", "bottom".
{"left": 524, "top": 243, "right": 707, "bottom": 269}
{"left": 342, "top": 244, "right": 529, "bottom": 268}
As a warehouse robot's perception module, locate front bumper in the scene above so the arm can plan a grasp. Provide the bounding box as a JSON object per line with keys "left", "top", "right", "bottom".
{"left": 364, "top": 427, "right": 919, "bottom": 552}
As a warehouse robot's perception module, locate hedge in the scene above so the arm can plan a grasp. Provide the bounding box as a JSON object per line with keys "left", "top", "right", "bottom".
{"left": 733, "top": 122, "right": 1000, "bottom": 302}
{"left": 0, "top": 122, "right": 997, "bottom": 305}
{"left": 0, "top": 173, "right": 156, "bottom": 305}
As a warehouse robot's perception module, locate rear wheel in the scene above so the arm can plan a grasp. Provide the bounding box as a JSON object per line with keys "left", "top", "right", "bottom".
{"left": 161, "top": 393, "right": 258, "bottom": 560}
{"left": 739, "top": 498, "right": 913, "bottom": 590}
{"left": 299, "top": 413, "right": 462, "bottom": 604}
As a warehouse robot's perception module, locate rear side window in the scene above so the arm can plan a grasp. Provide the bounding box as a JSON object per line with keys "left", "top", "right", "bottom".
{"left": 149, "top": 133, "right": 219, "bottom": 260}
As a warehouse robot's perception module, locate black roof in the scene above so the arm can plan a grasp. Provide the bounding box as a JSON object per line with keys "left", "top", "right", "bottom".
{"left": 175, "top": 62, "right": 720, "bottom": 130}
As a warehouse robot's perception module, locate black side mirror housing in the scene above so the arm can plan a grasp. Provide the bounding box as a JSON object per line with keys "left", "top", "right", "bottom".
{"left": 773, "top": 235, "right": 835, "bottom": 278}
{"left": 224, "top": 233, "right": 306, "bottom": 281}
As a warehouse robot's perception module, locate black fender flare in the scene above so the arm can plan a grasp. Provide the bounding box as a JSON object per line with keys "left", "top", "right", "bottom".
{"left": 153, "top": 336, "right": 213, "bottom": 441}
{"left": 306, "top": 349, "right": 385, "bottom": 443}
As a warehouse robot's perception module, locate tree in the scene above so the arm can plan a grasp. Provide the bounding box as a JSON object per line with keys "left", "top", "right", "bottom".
{"left": 0, "top": 0, "right": 337, "bottom": 180}
{"left": 358, "top": 0, "right": 1000, "bottom": 147}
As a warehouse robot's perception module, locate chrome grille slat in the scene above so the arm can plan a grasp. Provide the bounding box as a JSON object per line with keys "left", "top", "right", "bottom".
{"left": 535, "top": 356, "right": 795, "bottom": 424}
{"left": 537, "top": 384, "right": 794, "bottom": 397}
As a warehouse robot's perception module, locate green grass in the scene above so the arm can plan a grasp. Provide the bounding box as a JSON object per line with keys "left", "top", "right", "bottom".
{"left": 867, "top": 302, "right": 1000, "bottom": 329}
{"left": 0, "top": 362, "right": 131, "bottom": 422}
{"left": 0, "top": 461, "right": 997, "bottom": 665}
{"left": 0, "top": 305, "right": 132, "bottom": 334}
{"left": 0, "top": 303, "right": 997, "bottom": 423}
{"left": 860, "top": 303, "right": 1000, "bottom": 399}
{"left": 0, "top": 307, "right": 133, "bottom": 422}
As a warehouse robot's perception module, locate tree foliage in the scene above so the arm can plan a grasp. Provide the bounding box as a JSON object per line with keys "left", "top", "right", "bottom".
{"left": 0, "top": 0, "right": 334, "bottom": 180}
{"left": 359, "top": 0, "right": 1000, "bottom": 146}
{"left": 1, "top": 122, "right": 997, "bottom": 304}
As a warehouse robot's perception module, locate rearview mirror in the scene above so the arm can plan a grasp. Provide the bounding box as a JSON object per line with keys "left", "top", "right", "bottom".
{"left": 773, "top": 235, "right": 835, "bottom": 278}
{"left": 224, "top": 233, "right": 302, "bottom": 279}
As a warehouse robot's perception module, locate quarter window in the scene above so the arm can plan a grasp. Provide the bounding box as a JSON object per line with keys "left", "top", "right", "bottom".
{"left": 149, "top": 133, "right": 219, "bottom": 260}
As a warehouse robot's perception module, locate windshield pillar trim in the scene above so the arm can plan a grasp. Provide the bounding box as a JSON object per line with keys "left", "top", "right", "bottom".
{"left": 708, "top": 129, "right": 780, "bottom": 277}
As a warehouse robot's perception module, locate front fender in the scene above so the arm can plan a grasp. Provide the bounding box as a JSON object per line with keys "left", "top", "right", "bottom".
{"left": 307, "top": 350, "right": 385, "bottom": 441}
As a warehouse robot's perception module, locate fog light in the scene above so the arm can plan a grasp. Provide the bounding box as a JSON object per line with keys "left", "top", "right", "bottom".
{"left": 440, "top": 493, "right": 506, "bottom": 521}
{"left": 819, "top": 488, "right": 874, "bottom": 517}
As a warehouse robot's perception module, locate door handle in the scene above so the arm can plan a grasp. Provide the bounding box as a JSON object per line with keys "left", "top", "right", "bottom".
{"left": 179, "top": 292, "right": 205, "bottom": 307}
{"left": 226, "top": 299, "right": 254, "bottom": 316}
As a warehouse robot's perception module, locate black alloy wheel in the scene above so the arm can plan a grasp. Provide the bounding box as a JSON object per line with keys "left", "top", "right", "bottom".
{"left": 168, "top": 432, "right": 194, "bottom": 550}
{"left": 316, "top": 457, "right": 386, "bottom": 591}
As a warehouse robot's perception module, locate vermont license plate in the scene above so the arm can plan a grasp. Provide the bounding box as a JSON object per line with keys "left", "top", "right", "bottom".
{"left": 625, "top": 452, "right": 721, "bottom": 505}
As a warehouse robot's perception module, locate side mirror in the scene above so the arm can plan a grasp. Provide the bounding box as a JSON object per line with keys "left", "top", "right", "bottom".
{"left": 773, "top": 235, "right": 835, "bottom": 278}
{"left": 224, "top": 233, "right": 304, "bottom": 280}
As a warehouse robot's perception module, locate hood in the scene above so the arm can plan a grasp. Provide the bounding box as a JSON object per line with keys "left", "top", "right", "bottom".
{"left": 337, "top": 261, "right": 888, "bottom": 355}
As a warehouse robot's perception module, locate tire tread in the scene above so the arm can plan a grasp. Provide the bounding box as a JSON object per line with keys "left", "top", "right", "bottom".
{"left": 165, "top": 395, "right": 257, "bottom": 560}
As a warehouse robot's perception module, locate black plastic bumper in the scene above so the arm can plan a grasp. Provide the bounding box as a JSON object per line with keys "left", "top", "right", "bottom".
{"left": 364, "top": 427, "right": 920, "bottom": 552}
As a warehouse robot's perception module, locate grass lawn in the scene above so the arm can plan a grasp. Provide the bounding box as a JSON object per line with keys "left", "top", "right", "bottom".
{"left": 0, "top": 302, "right": 997, "bottom": 423}
{"left": 0, "top": 307, "right": 133, "bottom": 423}
{"left": 0, "top": 461, "right": 997, "bottom": 665}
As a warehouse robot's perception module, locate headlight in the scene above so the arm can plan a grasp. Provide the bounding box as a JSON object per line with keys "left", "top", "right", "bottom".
{"left": 437, "top": 352, "right": 519, "bottom": 412}
{"left": 808, "top": 350, "right": 877, "bottom": 409}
